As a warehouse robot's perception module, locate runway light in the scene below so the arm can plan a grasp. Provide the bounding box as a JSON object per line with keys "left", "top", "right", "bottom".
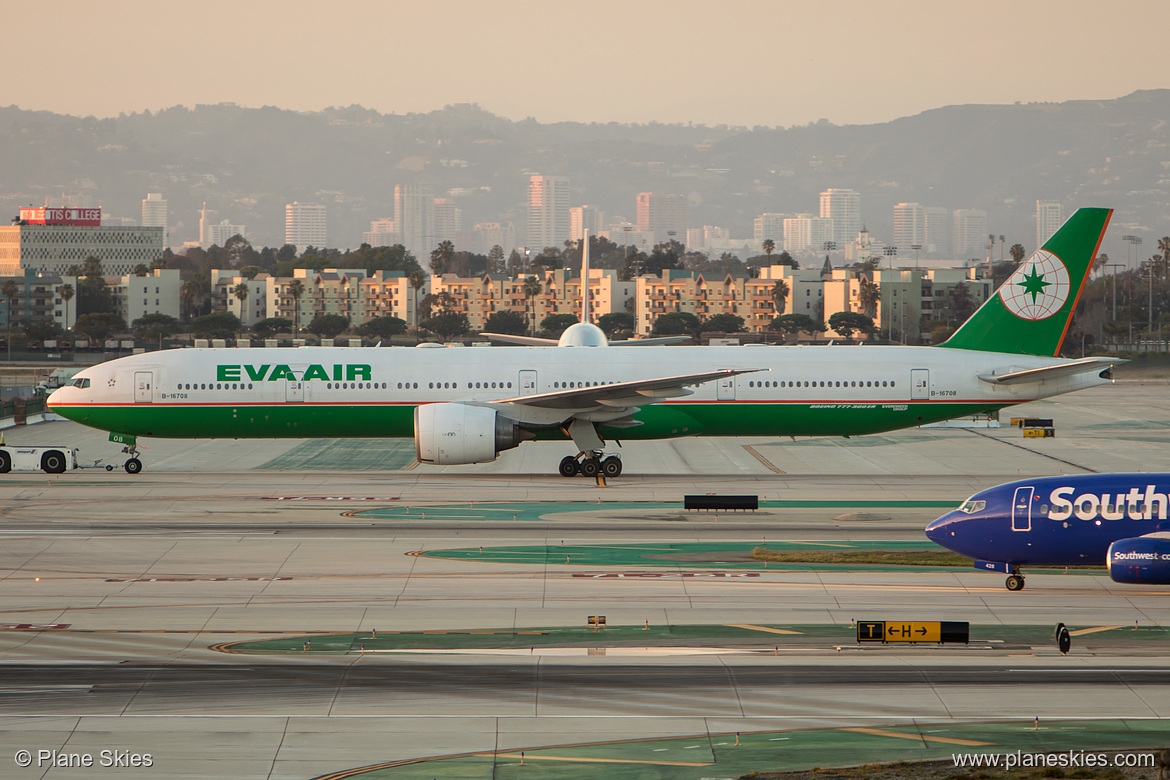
{"left": 34, "top": 578, "right": 40, "bottom": 582}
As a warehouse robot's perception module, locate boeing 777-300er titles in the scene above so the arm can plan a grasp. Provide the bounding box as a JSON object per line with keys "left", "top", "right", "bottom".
{"left": 47, "top": 208, "right": 1119, "bottom": 477}
{"left": 926, "top": 474, "right": 1170, "bottom": 591}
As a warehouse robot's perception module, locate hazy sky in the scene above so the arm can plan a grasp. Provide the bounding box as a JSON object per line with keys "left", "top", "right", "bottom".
{"left": 10, "top": 0, "right": 1168, "bottom": 127}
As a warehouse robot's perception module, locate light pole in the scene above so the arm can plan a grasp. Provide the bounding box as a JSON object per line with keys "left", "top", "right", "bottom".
{"left": 1106, "top": 262, "right": 1125, "bottom": 323}
{"left": 1122, "top": 236, "right": 1142, "bottom": 333}
{"left": 911, "top": 244, "right": 922, "bottom": 270}
{"left": 879, "top": 247, "right": 897, "bottom": 341}
{"left": 1123, "top": 235, "right": 1142, "bottom": 272}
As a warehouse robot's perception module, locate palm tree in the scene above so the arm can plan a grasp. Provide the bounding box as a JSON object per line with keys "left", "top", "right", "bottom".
{"left": 232, "top": 282, "right": 249, "bottom": 323}
{"left": 408, "top": 270, "right": 426, "bottom": 336}
{"left": 1010, "top": 244, "right": 1026, "bottom": 264}
{"left": 2, "top": 279, "right": 18, "bottom": 360}
{"left": 59, "top": 283, "right": 74, "bottom": 332}
{"left": 1159, "top": 236, "right": 1170, "bottom": 280}
{"left": 522, "top": 275, "right": 543, "bottom": 335}
{"left": 288, "top": 279, "right": 305, "bottom": 334}
{"left": 762, "top": 238, "right": 775, "bottom": 257}
{"left": 430, "top": 240, "right": 455, "bottom": 276}
{"left": 858, "top": 277, "right": 880, "bottom": 318}
{"left": 771, "top": 280, "right": 789, "bottom": 316}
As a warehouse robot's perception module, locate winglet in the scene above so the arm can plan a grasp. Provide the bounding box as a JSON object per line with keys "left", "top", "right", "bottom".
{"left": 941, "top": 207, "right": 1112, "bottom": 356}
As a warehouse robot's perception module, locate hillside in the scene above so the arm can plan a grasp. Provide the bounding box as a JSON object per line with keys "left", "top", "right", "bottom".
{"left": 1, "top": 91, "right": 1166, "bottom": 251}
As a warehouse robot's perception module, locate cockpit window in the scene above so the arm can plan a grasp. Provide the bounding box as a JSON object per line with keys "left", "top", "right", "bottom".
{"left": 957, "top": 499, "right": 986, "bottom": 514}
{"left": 71, "top": 378, "right": 91, "bottom": 388}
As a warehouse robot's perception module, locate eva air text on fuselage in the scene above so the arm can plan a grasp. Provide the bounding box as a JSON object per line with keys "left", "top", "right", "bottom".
{"left": 217, "top": 364, "right": 373, "bottom": 382}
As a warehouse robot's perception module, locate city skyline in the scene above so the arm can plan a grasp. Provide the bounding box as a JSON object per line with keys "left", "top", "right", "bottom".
{"left": 6, "top": 0, "right": 1167, "bottom": 128}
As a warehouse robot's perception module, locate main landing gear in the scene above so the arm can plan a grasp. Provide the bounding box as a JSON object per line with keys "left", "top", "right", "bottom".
{"left": 558, "top": 419, "right": 622, "bottom": 478}
{"left": 558, "top": 452, "right": 622, "bottom": 478}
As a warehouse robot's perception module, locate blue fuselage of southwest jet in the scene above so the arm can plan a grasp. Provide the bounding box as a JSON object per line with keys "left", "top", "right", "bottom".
{"left": 926, "top": 473, "right": 1170, "bottom": 566}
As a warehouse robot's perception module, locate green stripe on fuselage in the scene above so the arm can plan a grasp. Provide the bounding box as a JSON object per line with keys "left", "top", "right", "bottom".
{"left": 52, "top": 400, "right": 1003, "bottom": 440}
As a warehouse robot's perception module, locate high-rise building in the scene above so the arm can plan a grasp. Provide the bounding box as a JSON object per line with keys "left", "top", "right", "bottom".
{"left": 819, "top": 188, "right": 861, "bottom": 248}
{"left": 527, "top": 175, "right": 570, "bottom": 250}
{"left": 142, "top": 193, "right": 167, "bottom": 246}
{"left": 635, "top": 192, "right": 688, "bottom": 245}
{"left": 394, "top": 184, "right": 434, "bottom": 260}
{"left": 922, "top": 207, "right": 949, "bottom": 255}
{"left": 208, "top": 220, "right": 247, "bottom": 247}
{"left": 141, "top": 193, "right": 167, "bottom": 228}
{"left": 1036, "top": 200, "right": 1064, "bottom": 250}
{"left": 432, "top": 198, "right": 462, "bottom": 247}
{"left": 892, "top": 203, "right": 923, "bottom": 250}
{"left": 783, "top": 214, "right": 834, "bottom": 255}
{"left": 753, "top": 213, "right": 787, "bottom": 248}
{"left": 285, "top": 202, "right": 327, "bottom": 254}
{"left": 570, "top": 206, "right": 605, "bottom": 242}
{"left": 473, "top": 222, "right": 517, "bottom": 257}
{"left": 363, "top": 218, "right": 399, "bottom": 248}
{"left": 952, "top": 209, "right": 989, "bottom": 258}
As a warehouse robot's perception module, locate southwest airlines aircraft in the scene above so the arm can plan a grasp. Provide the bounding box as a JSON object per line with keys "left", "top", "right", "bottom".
{"left": 927, "top": 474, "right": 1170, "bottom": 590}
{"left": 48, "top": 208, "right": 1117, "bottom": 477}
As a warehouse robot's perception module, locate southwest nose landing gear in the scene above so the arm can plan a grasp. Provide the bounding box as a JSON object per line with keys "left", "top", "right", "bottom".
{"left": 558, "top": 453, "right": 622, "bottom": 478}
{"left": 558, "top": 419, "right": 622, "bottom": 478}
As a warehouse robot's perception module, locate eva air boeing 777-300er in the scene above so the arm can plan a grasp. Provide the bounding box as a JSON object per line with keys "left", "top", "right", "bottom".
{"left": 48, "top": 208, "right": 1118, "bottom": 478}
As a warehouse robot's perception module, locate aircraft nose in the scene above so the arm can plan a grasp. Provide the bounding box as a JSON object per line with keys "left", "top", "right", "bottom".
{"left": 924, "top": 513, "right": 957, "bottom": 546}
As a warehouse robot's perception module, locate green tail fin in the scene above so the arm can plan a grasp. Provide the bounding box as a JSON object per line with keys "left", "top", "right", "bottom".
{"left": 941, "top": 207, "right": 1112, "bottom": 356}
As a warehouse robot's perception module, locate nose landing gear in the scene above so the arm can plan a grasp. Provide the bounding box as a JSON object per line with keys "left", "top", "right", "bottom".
{"left": 121, "top": 443, "right": 144, "bottom": 475}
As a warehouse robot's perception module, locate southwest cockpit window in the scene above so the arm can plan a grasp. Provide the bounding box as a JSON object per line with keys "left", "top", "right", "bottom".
{"left": 958, "top": 499, "right": 986, "bottom": 514}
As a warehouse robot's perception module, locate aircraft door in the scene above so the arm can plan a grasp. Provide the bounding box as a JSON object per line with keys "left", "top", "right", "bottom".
{"left": 519, "top": 370, "right": 538, "bottom": 395}
{"left": 910, "top": 369, "right": 930, "bottom": 400}
{"left": 285, "top": 368, "right": 305, "bottom": 403}
{"left": 717, "top": 375, "right": 736, "bottom": 401}
{"left": 133, "top": 372, "right": 153, "bottom": 403}
{"left": 1012, "top": 486, "right": 1033, "bottom": 531}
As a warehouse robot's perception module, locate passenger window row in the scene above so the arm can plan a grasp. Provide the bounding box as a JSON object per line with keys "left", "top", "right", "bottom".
{"left": 178, "top": 383, "right": 255, "bottom": 390}
{"left": 747, "top": 380, "right": 896, "bottom": 388}
{"left": 552, "top": 381, "right": 614, "bottom": 389}
{"left": 427, "top": 381, "right": 514, "bottom": 390}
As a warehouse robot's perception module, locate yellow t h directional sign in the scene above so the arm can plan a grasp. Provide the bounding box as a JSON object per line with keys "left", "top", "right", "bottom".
{"left": 856, "top": 621, "right": 969, "bottom": 644}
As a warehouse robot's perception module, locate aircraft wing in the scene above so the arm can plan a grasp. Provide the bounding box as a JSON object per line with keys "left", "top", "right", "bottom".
{"left": 978, "top": 357, "right": 1126, "bottom": 385}
{"left": 494, "top": 368, "right": 760, "bottom": 410}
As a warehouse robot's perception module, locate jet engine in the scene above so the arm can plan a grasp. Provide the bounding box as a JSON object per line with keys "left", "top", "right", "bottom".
{"left": 414, "top": 403, "right": 532, "bottom": 465}
{"left": 1106, "top": 536, "right": 1170, "bottom": 584}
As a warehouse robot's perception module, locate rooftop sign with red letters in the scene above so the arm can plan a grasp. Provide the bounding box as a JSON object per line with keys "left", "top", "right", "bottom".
{"left": 19, "top": 207, "right": 101, "bottom": 226}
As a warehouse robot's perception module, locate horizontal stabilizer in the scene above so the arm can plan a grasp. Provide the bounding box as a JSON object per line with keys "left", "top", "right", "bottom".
{"left": 480, "top": 333, "right": 559, "bottom": 346}
{"left": 481, "top": 332, "right": 690, "bottom": 347}
{"left": 978, "top": 357, "right": 1125, "bottom": 385}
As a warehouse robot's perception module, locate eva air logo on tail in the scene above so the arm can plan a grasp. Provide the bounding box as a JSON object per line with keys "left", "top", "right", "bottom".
{"left": 998, "top": 249, "right": 1071, "bottom": 320}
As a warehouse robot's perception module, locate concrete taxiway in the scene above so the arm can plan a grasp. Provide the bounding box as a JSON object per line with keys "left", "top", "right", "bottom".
{"left": 0, "top": 382, "right": 1168, "bottom": 778}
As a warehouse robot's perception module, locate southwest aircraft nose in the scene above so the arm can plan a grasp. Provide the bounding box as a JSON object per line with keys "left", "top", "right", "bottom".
{"left": 924, "top": 512, "right": 960, "bottom": 548}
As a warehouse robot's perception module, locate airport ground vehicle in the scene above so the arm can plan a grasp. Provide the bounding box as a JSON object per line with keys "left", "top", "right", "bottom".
{"left": 0, "top": 445, "right": 79, "bottom": 474}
